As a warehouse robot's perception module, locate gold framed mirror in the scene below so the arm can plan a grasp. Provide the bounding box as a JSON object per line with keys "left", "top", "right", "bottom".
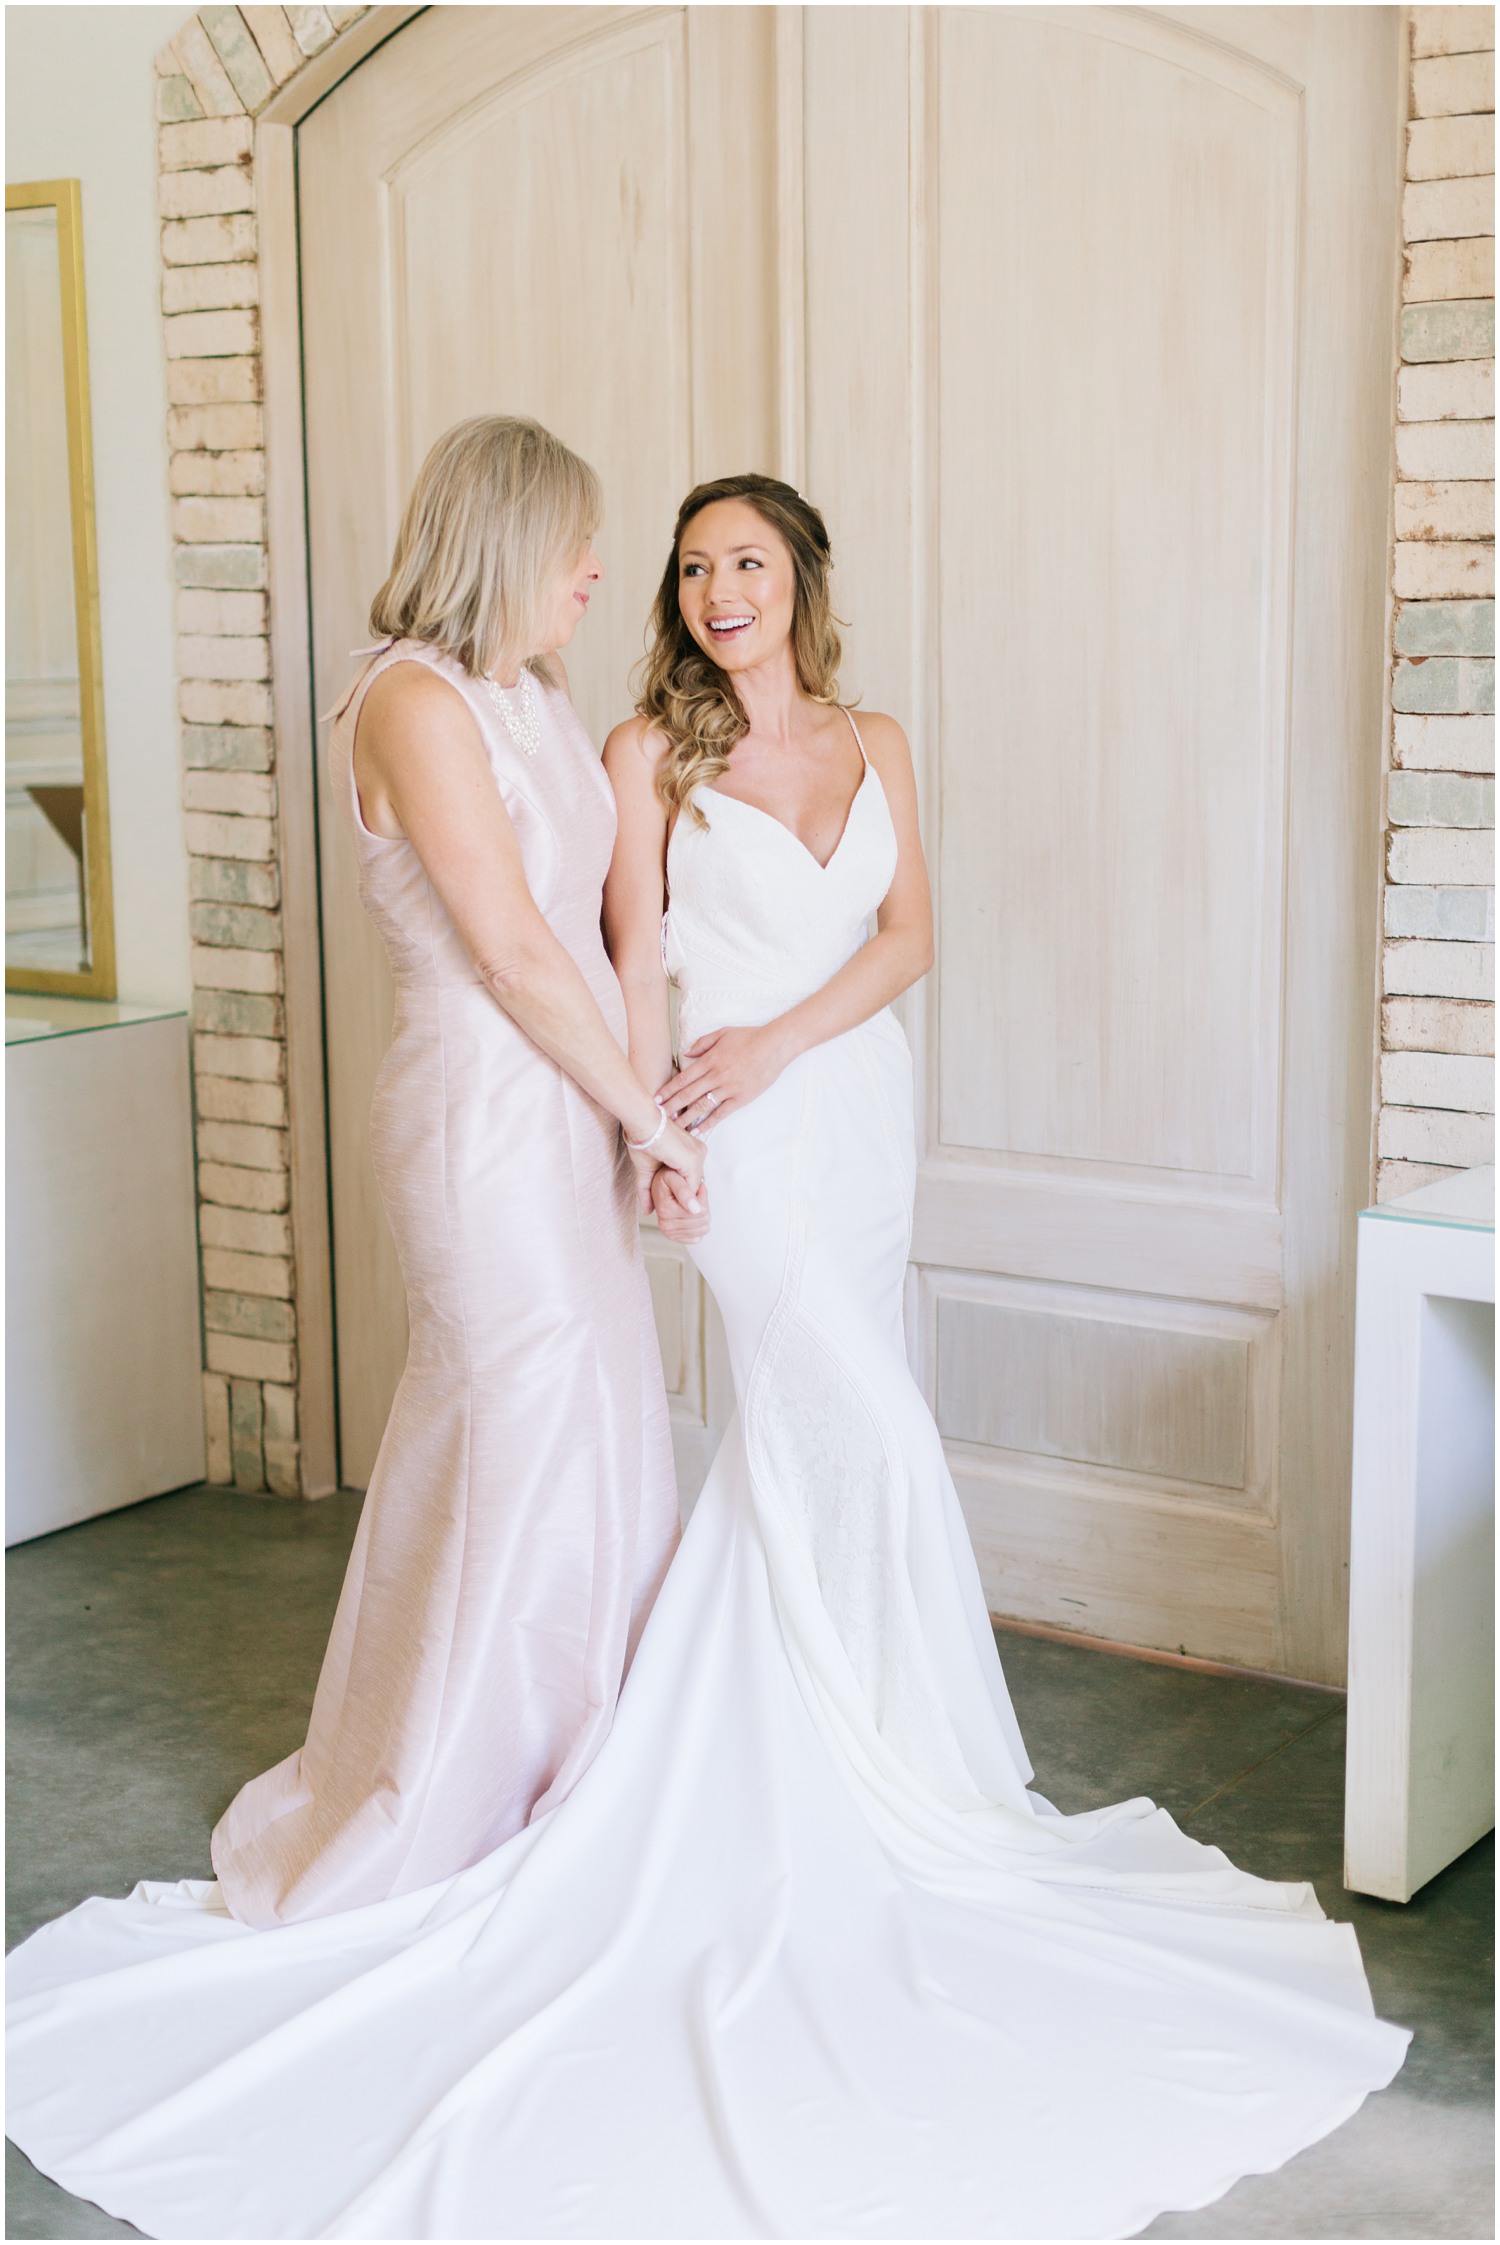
{"left": 6, "top": 179, "right": 115, "bottom": 996}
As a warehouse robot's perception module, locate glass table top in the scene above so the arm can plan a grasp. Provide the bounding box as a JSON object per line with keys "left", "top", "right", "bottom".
{"left": 5, "top": 996, "right": 187, "bottom": 1045}
{"left": 1362, "top": 1163, "right": 1494, "bottom": 1234}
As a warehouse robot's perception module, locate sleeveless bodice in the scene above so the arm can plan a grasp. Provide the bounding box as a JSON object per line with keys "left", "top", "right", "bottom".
{"left": 664, "top": 718, "right": 899, "bottom": 1045}
{"left": 331, "top": 639, "right": 622, "bottom": 1021}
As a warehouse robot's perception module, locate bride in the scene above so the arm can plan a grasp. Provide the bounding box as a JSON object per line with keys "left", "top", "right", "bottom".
{"left": 6, "top": 477, "right": 1406, "bottom": 2244}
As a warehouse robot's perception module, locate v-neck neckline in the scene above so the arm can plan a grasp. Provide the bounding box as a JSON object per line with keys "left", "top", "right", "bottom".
{"left": 697, "top": 708, "right": 871, "bottom": 873}
{"left": 699, "top": 760, "right": 869, "bottom": 874}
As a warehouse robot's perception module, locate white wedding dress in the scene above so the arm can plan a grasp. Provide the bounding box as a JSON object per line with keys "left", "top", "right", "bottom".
{"left": 6, "top": 718, "right": 1407, "bottom": 2241}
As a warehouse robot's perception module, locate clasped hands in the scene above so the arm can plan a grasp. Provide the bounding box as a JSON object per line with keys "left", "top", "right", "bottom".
{"left": 642, "top": 1022, "right": 794, "bottom": 1246}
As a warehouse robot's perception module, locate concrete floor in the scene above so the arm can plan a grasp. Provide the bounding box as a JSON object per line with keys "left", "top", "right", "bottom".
{"left": 6, "top": 1486, "right": 1493, "bottom": 2242}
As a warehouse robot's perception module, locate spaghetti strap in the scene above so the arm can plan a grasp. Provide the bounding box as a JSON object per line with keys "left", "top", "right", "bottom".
{"left": 842, "top": 705, "right": 869, "bottom": 766}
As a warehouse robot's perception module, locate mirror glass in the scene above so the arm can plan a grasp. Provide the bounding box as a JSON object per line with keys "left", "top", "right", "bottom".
{"left": 5, "top": 185, "right": 113, "bottom": 993}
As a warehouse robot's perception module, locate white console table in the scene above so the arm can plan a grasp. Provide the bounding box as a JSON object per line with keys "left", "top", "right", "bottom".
{"left": 1344, "top": 1164, "right": 1495, "bottom": 1902}
{"left": 6, "top": 997, "right": 204, "bottom": 1544}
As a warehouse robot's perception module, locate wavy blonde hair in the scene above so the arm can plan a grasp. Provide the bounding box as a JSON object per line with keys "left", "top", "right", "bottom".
{"left": 637, "top": 474, "right": 844, "bottom": 822}
{"left": 370, "top": 415, "right": 601, "bottom": 686}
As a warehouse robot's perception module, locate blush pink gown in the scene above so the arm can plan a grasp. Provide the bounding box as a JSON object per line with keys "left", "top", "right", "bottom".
{"left": 209, "top": 638, "right": 679, "bottom": 1928}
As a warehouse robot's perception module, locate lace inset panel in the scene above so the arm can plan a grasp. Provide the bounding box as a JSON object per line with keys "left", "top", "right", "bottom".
{"left": 753, "top": 1310, "right": 979, "bottom": 1809}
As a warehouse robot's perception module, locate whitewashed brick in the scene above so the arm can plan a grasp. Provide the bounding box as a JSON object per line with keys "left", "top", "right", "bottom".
{"left": 176, "top": 543, "right": 267, "bottom": 591}
{"left": 194, "top": 1032, "right": 285, "bottom": 1082}
{"left": 203, "top": 1371, "right": 232, "bottom": 1483}
{"left": 177, "top": 588, "right": 268, "bottom": 637}
{"left": 197, "top": 1119, "right": 288, "bottom": 1172}
{"left": 1387, "top": 769, "right": 1495, "bottom": 824}
{"left": 1404, "top": 237, "right": 1495, "bottom": 303}
{"left": 1393, "top": 479, "right": 1495, "bottom": 539}
{"left": 286, "top": 7, "right": 338, "bottom": 58}
{"left": 191, "top": 899, "right": 280, "bottom": 951}
{"left": 198, "top": 1159, "right": 290, "bottom": 1211}
{"left": 1412, "top": 8, "right": 1496, "bottom": 60}
{"left": 1391, "top": 655, "right": 1495, "bottom": 714}
{"left": 167, "top": 356, "right": 260, "bottom": 407}
{"left": 158, "top": 117, "right": 253, "bottom": 170}
{"left": 168, "top": 403, "right": 263, "bottom": 452}
{"left": 1404, "top": 174, "right": 1495, "bottom": 241}
{"left": 1377, "top": 1104, "right": 1495, "bottom": 1164}
{"left": 1384, "top": 937, "right": 1494, "bottom": 997}
{"left": 197, "top": 1074, "right": 288, "bottom": 1126}
{"left": 1393, "top": 712, "right": 1496, "bottom": 769}
{"left": 193, "top": 988, "right": 266, "bottom": 1037}
{"left": 162, "top": 262, "right": 259, "bottom": 315}
{"left": 1383, "top": 994, "right": 1496, "bottom": 1052}
{"left": 168, "top": 17, "right": 243, "bottom": 118}
{"left": 159, "top": 167, "right": 256, "bottom": 221}
{"left": 184, "top": 768, "right": 276, "bottom": 820}
{"left": 180, "top": 678, "right": 274, "bottom": 726}
{"left": 1382, "top": 1049, "right": 1495, "bottom": 1110}
{"left": 157, "top": 74, "right": 204, "bottom": 124}
{"left": 1399, "top": 358, "right": 1495, "bottom": 419}
{"left": 172, "top": 495, "right": 265, "bottom": 543}
{"left": 1402, "top": 300, "right": 1496, "bottom": 361}
{"left": 1385, "top": 884, "right": 1497, "bottom": 938}
{"left": 184, "top": 727, "right": 274, "bottom": 778}
{"left": 164, "top": 307, "right": 258, "bottom": 360}
{"left": 1388, "top": 825, "right": 1495, "bottom": 883}
{"left": 1407, "top": 113, "right": 1496, "bottom": 179}
{"left": 178, "top": 633, "right": 271, "bottom": 683}
{"left": 1394, "top": 539, "right": 1495, "bottom": 598}
{"left": 200, "top": 1203, "right": 293, "bottom": 1255}
{"left": 1393, "top": 599, "right": 1494, "bottom": 657}
{"left": 191, "top": 943, "right": 284, "bottom": 995}
{"left": 161, "top": 212, "right": 256, "bottom": 267}
{"left": 202, "top": 1247, "right": 294, "bottom": 1299}
{"left": 184, "top": 808, "right": 275, "bottom": 861}
{"left": 1411, "top": 49, "right": 1496, "bottom": 117}
{"left": 170, "top": 450, "right": 266, "bottom": 498}
{"left": 207, "top": 1290, "right": 294, "bottom": 1342}
{"left": 206, "top": 1333, "right": 296, "bottom": 1383}
{"left": 1396, "top": 418, "right": 1495, "bottom": 479}
{"left": 239, "top": 5, "right": 306, "bottom": 86}
{"left": 264, "top": 1439, "right": 301, "bottom": 1498}
{"left": 1376, "top": 1158, "right": 1464, "bottom": 1198}
{"left": 191, "top": 856, "right": 278, "bottom": 911}
{"left": 199, "top": 6, "right": 275, "bottom": 113}
{"left": 263, "top": 1380, "right": 297, "bottom": 1441}
{"left": 327, "top": 4, "right": 367, "bottom": 25}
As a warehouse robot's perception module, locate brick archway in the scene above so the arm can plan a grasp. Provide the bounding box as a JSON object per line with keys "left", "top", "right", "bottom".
{"left": 155, "top": 2, "right": 1496, "bottom": 1496}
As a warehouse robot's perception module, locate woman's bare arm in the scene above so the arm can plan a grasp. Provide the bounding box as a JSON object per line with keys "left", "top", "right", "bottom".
{"left": 355, "top": 662, "right": 701, "bottom": 1189}
{"left": 601, "top": 715, "right": 677, "bottom": 1102}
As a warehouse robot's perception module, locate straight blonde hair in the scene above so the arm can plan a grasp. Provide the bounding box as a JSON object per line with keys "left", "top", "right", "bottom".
{"left": 370, "top": 416, "right": 601, "bottom": 685}
{"left": 636, "top": 474, "right": 844, "bottom": 824}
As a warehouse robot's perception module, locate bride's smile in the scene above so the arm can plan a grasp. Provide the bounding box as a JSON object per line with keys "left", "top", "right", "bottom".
{"left": 676, "top": 497, "right": 797, "bottom": 674}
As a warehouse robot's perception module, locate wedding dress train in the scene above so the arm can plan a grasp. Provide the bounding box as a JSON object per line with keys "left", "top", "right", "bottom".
{"left": 5, "top": 718, "right": 1407, "bottom": 2239}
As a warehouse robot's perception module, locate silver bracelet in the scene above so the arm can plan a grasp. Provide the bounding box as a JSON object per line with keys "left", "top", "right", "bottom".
{"left": 625, "top": 1110, "right": 670, "bottom": 1155}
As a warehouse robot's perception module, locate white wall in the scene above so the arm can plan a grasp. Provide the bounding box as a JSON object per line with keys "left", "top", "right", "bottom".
{"left": 6, "top": 5, "right": 192, "bottom": 1005}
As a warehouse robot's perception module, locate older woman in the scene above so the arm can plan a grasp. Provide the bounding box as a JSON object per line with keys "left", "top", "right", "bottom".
{"left": 211, "top": 416, "right": 702, "bottom": 1927}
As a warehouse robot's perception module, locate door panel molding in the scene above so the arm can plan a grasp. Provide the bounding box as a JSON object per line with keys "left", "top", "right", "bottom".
{"left": 918, "top": 1267, "right": 1279, "bottom": 1512}
{"left": 806, "top": 6, "right": 1397, "bottom": 1679}
{"left": 928, "top": 5, "right": 1302, "bottom": 1194}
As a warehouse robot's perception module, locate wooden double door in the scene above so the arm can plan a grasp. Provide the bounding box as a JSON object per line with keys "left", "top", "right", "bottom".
{"left": 299, "top": 5, "right": 1401, "bottom": 1683}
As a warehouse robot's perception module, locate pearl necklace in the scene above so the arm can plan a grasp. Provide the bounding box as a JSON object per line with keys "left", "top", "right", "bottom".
{"left": 483, "top": 667, "right": 542, "bottom": 757}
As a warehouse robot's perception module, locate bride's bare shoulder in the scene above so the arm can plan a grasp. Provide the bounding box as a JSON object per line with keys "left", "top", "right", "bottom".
{"left": 847, "top": 709, "right": 913, "bottom": 766}
{"left": 602, "top": 712, "right": 672, "bottom": 779}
